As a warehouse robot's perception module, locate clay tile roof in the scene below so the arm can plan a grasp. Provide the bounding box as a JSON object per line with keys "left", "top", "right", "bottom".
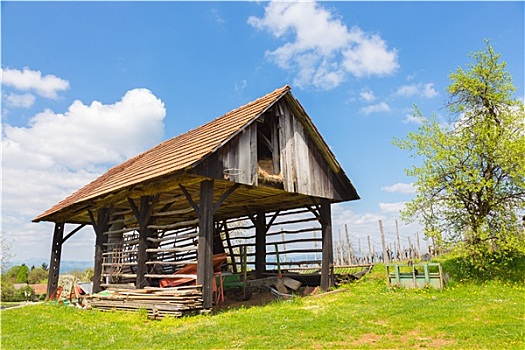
{"left": 34, "top": 85, "right": 291, "bottom": 222}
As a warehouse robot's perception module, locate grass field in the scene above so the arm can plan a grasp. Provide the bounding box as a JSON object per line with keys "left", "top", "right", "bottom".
{"left": 1, "top": 259, "right": 524, "bottom": 349}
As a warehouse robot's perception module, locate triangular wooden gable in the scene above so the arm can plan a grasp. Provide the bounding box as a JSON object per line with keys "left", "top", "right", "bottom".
{"left": 191, "top": 91, "right": 358, "bottom": 201}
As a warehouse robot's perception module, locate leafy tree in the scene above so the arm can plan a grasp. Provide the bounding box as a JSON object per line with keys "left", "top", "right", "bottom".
{"left": 0, "top": 281, "right": 16, "bottom": 302}
{"left": 16, "top": 264, "right": 29, "bottom": 283}
{"left": 5, "top": 265, "right": 22, "bottom": 282}
{"left": 82, "top": 267, "right": 94, "bottom": 282}
{"left": 28, "top": 267, "right": 48, "bottom": 284}
{"left": 68, "top": 267, "right": 94, "bottom": 282}
{"left": 395, "top": 42, "right": 525, "bottom": 270}
{"left": 0, "top": 231, "right": 14, "bottom": 274}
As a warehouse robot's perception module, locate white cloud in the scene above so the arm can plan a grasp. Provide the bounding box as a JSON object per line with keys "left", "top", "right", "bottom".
{"left": 3, "top": 88, "right": 165, "bottom": 169}
{"left": 421, "top": 83, "right": 439, "bottom": 98}
{"left": 360, "top": 101, "right": 391, "bottom": 116}
{"left": 395, "top": 82, "right": 438, "bottom": 98}
{"left": 2, "top": 67, "right": 70, "bottom": 99}
{"left": 248, "top": 1, "right": 398, "bottom": 90}
{"left": 403, "top": 113, "right": 424, "bottom": 125}
{"left": 2, "top": 87, "right": 166, "bottom": 261}
{"left": 379, "top": 202, "right": 406, "bottom": 214}
{"left": 359, "top": 89, "right": 376, "bottom": 102}
{"left": 395, "top": 85, "right": 418, "bottom": 97}
{"left": 382, "top": 182, "right": 416, "bottom": 194}
{"left": 4, "top": 93, "right": 36, "bottom": 108}
{"left": 342, "top": 27, "right": 399, "bottom": 78}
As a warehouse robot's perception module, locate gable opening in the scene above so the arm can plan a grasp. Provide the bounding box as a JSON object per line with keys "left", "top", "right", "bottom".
{"left": 256, "top": 112, "right": 283, "bottom": 187}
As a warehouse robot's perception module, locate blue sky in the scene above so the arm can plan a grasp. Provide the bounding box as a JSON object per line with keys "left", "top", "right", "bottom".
{"left": 2, "top": 1, "right": 524, "bottom": 263}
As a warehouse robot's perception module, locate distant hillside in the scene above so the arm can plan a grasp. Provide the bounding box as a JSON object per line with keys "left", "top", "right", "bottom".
{"left": 7, "top": 259, "right": 93, "bottom": 273}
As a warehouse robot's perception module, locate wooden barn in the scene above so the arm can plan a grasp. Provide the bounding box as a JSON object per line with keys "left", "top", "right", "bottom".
{"left": 34, "top": 85, "right": 360, "bottom": 313}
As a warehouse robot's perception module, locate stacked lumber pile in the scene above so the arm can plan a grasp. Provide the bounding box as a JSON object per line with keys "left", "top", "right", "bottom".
{"left": 87, "top": 285, "right": 203, "bottom": 319}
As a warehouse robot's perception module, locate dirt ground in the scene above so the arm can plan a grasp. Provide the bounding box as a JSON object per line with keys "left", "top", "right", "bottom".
{"left": 215, "top": 287, "right": 278, "bottom": 311}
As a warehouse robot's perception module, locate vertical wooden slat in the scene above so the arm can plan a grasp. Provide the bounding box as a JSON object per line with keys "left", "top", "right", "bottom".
{"left": 250, "top": 123, "right": 258, "bottom": 186}
{"left": 279, "top": 103, "right": 295, "bottom": 192}
{"left": 271, "top": 115, "right": 280, "bottom": 175}
{"left": 197, "top": 180, "right": 215, "bottom": 309}
{"left": 293, "top": 116, "right": 311, "bottom": 194}
{"left": 320, "top": 199, "right": 333, "bottom": 291}
{"left": 237, "top": 126, "right": 257, "bottom": 186}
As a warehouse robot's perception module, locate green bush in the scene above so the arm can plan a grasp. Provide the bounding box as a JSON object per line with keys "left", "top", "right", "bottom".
{"left": 0, "top": 282, "right": 35, "bottom": 302}
{"left": 442, "top": 252, "right": 525, "bottom": 283}
{"left": 1, "top": 281, "right": 16, "bottom": 302}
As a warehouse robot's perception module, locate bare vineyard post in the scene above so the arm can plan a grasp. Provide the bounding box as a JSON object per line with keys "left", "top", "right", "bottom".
{"left": 379, "top": 219, "right": 389, "bottom": 263}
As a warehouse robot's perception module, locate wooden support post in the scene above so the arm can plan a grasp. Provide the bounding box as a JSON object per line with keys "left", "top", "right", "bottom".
{"left": 320, "top": 199, "right": 333, "bottom": 291}
{"left": 89, "top": 208, "right": 111, "bottom": 293}
{"left": 129, "top": 195, "right": 157, "bottom": 289}
{"left": 183, "top": 181, "right": 238, "bottom": 309}
{"left": 255, "top": 210, "right": 266, "bottom": 279}
{"left": 136, "top": 233, "right": 149, "bottom": 288}
{"left": 197, "top": 180, "right": 214, "bottom": 309}
{"left": 47, "top": 222, "right": 65, "bottom": 297}
{"left": 379, "top": 219, "right": 389, "bottom": 263}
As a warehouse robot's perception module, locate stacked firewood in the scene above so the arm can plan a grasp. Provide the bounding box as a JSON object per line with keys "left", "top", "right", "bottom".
{"left": 86, "top": 285, "right": 203, "bottom": 319}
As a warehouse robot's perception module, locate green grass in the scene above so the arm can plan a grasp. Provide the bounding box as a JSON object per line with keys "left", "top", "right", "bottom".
{"left": 1, "top": 259, "right": 524, "bottom": 349}
{"left": 0, "top": 302, "right": 23, "bottom": 307}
